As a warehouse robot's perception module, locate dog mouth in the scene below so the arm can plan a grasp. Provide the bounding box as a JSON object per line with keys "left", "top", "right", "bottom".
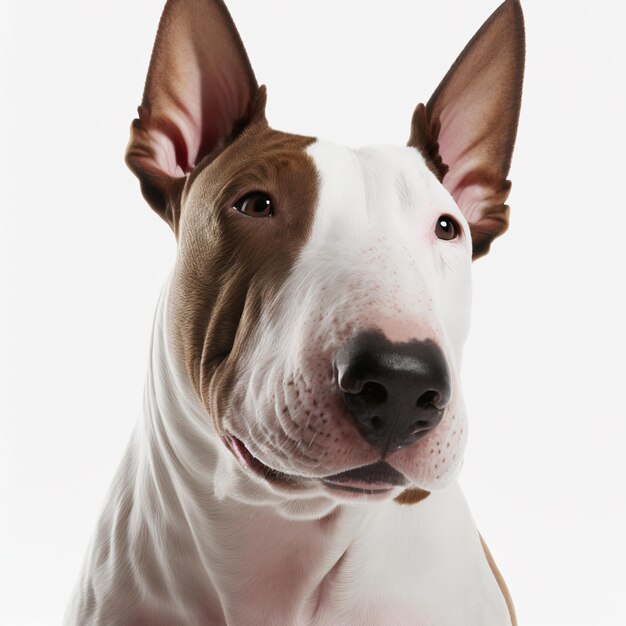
{"left": 322, "top": 461, "right": 407, "bottom": 494}
{"left": 228, "top": 436, "right": 408, "bottom": 496}
{"left": 228, "top": 435, "right": 298, "bottom": 485}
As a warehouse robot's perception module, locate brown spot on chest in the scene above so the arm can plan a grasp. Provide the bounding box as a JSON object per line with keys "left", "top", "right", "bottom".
{"left": 394, "top": 487, "right": 431, "bottom": 505}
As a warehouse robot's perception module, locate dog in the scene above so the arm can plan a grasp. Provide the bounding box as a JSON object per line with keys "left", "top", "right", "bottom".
{"left": 65, "top": 0, "right": 524, "bottom": 623}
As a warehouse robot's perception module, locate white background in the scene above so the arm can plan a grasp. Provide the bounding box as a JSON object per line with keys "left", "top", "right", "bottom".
{"left": 1, "top": 1, "right": 625, "bottom": 624}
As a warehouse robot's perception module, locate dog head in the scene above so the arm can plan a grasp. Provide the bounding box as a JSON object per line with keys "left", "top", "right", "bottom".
{"left": 127, "top": 0, "right": 524, "bottom": 507}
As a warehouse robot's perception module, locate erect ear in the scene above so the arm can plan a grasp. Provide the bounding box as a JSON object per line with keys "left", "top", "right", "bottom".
{"left": 409, "top": 0, "right": 525, "bottom": 259}
{"left": 126, "top": 0, "right": 266, "bottom": 230}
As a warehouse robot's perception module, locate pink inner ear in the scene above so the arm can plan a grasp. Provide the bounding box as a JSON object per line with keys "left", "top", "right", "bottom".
{"left": 127, "top": 0, "right": 261, "bottom": 219}
{"left": 437, "top": 108, "right": 477, "bottom": 212}
{"left": 436, "top": 76, "right": 512, "bottom": 225}
{"left": 437, "top": 100, "right": 513, "bottom": 251}
{"left": 150, "top": 124, "right": 189, "bottom": 178}
{"left": 142, "top": 60, "right": 254, "bottom": 178}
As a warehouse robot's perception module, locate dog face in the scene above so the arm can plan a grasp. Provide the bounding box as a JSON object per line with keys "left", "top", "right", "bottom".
{"left": 127, "top": 0, "right": 524, "bottom": 503}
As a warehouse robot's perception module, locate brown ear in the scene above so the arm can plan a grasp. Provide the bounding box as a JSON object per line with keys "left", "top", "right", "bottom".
{"left": 409, "top": 0, "right": 525, "bottom": 259}
{"left": 126, "top": 0, "right": 266, "bottom": 229}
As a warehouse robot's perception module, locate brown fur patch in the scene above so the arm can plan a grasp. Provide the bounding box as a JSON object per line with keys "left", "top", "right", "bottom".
{"left": 394, "top": 487, "right": 431, "bottom": 505}
{"left": 167, "top": 120, "right": 319, "bottom": 434}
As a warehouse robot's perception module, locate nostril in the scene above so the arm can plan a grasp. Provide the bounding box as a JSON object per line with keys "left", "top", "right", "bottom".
{"left": 370, "top": 416, "right": 384, "bottom": 430}
{"left": 416, "top": 389, "right": 441, "bottom": 410}
{"left": 360, "top": 381, "right": 387, "bottom": 404}
{"left": 336, "top": 332, "right": 451, "bottom": 451}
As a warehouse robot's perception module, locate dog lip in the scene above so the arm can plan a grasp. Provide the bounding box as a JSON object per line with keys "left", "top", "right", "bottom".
{"left": 322, "top": 461, "right": 407, "bottom": 488}
{"left": 227, "top": 435, "right": 297, "bottom": 485}
{"left": 323, "top": 482, "right": 393, "bottom": 495}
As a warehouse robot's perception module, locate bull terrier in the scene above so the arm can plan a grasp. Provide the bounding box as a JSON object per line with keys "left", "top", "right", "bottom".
{"left": 66, "top": 0, "right": 525, "bottom": 623}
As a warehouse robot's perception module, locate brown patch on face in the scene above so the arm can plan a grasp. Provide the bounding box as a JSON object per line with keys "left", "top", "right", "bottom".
{"left": 393, "top": 487, "right": 431, "bottom": 506}
{"left": 167, "top": 120, "right": 319, "bottom": 436}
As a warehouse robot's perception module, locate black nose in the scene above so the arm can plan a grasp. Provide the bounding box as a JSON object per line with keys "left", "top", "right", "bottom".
{"left": 335, "top": 331, "right": 451, "bottom": 453}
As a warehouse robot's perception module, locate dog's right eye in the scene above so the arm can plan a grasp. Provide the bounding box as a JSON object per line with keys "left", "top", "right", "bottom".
{"left": 435, "top": 215, "right": 460, "bottom": 241}
{"left": 233, "top": 192, "right": 274, "bottom": 218}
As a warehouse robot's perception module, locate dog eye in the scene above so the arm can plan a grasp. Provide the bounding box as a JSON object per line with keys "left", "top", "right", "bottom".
{"left": 233, "top": 192, "right": 273, "bottom": 218}
{"left": 435, "top": 215, "right": 460, "bottom": 240}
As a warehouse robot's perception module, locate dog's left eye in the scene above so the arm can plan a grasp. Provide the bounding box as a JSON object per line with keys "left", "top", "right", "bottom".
{"left": 435, "top": 215, "right": 460, "bottom": 240}
{"left": 233, "top": 192, "right": 273, "bottom": 218}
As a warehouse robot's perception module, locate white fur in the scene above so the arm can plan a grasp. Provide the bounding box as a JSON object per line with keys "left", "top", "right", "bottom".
{"left": 66, "top": 274, "right": 509, "bottom": 625}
